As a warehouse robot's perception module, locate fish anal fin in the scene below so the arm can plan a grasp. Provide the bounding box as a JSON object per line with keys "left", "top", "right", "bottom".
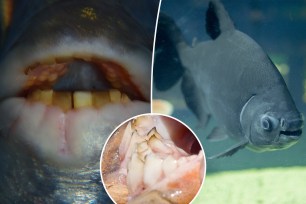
{"left": 208, "top": 140, "right": 248, "bottom": 159}
{"left": 207, "top": 127, "right": 228, "bottom": 142}
{"left": 181, "top": 70, "right": 210, "bottom": 128}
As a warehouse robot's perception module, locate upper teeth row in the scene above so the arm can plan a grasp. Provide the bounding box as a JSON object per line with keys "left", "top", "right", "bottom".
{"left": 27, "top": 89, "right": 131, "bottom": 111}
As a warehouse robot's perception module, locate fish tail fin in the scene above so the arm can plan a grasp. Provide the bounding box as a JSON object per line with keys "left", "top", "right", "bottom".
{"left": 153, "top": 13, "right": 186, "bottom": 91}
{"left": 206, "top": 0, "right": 235, "bottom": 40}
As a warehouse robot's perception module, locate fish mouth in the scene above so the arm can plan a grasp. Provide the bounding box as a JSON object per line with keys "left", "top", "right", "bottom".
{"left": 102, "top": 115, "right": 205, "bottom": 204}
{"left": 19, "top": 56, "right": 147, "bottom": 110}
{"left": 279, "top": 129, "right": 302, "bottom": 139}
{"left": 0, "top": 45, "right": 151, "bottom": 166}
{"left": 272, "top": 128, "right": 302, "bottom": 149}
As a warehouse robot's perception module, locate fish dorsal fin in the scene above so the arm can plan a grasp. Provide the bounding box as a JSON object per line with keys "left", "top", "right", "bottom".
{"left": 205, "top": 0, "right": 234, "bottom": 40}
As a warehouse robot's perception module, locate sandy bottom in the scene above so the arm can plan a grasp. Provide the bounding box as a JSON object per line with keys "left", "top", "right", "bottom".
{"left": 193, "top": 166, "right": 306, "bottom": 204}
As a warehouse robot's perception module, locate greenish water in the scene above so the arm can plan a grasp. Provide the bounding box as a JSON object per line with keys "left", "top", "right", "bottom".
{"left": 194, "top": 167, "right": 306, "bottom": 204}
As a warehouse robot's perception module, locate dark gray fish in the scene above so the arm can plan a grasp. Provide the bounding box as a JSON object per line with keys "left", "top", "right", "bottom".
{"left": 154, "top": 0, "right": 303, "bottom": 159}
{"left": 0, "top": 0, "right": 159, "bottom": 203}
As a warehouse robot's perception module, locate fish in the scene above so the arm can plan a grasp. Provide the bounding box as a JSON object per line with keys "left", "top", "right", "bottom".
{"left": 154, "top": 0, "right": 304, "bottom": 159}
{"left": 0, "top": 0, "right": 159, "bottom": 203}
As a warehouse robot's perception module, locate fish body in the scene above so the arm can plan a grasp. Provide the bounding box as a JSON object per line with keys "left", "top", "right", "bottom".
{"left": 0, "top": 0, "right": 158, "bottom": 202}
{"left": 155, "top": 0, "right": 303, "bottom": 158}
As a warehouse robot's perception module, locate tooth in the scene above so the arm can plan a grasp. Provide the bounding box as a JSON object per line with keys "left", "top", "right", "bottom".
{"left": 52, "top": 92, "right": 72, "bottom": 111}
{"left": 109, "top": 89, "right": 121, "bottom": 102}
{"left": 137, "top": 141, "right": 151, "bottom": 162}
{"left": 148, "top": 134, "right": 172, "bottom": 154}
{"left": 28, "top": 90, "right": 42, "bottom": 102}
{"left": 127, "top": 153, "right": 144, "bottom": 194}
{"left": 143, "top": 153, "right": 163, "bottom": 188}
{"left": 40, "top": 90, "right": 53, "bottom": 105}
{"left": 92, "top": 91, "right": 111, "bottom": 108}
{"left": 162, "top": 156, "right": 178, "bottom": 177}
{"left": 121, "top": 93, "right": 131, "bottom": 103}
{"left": 73, "top": 91, "right": 92, "bottom": 108}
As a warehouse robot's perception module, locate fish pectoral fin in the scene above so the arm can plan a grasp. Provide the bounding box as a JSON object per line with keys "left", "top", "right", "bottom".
{"left": 206, "top": 127, "right": 228, "bottom": 142}
{"left": 208, "top": 140, "right": 248, "bottom": 159}
{"left": 181, "top": 70, "right": 210, "bottom": 128}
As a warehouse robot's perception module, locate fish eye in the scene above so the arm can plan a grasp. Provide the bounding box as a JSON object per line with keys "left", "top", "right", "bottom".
{"left": 261, "top": 117, "right": 272, "bottom": 131}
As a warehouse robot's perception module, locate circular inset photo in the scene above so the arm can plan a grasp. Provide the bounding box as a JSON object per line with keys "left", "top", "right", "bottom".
{"left": 100, "top": 113, "right": 206, "bottom": 204}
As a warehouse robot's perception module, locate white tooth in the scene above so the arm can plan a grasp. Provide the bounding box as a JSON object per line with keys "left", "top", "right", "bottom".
{"left": 148, "top": 134, "right": 172, "bottom": 155}
{"left": 137, "top": 141, "right": 152, "bottom": 162}
{"left": 121, "top": 93, "right": 131, "bottom": 103}
{"left": 40, "top": 90, "right": 53, "bottom": 105}
{"left": 52, "top": 92, "right": 72, "bottom": 111}
{"left": 127, "top": 153, "right": 144, "bottom": 194}
{"left": 143, "top": 153, "right": 163, "bottom": 188}
{"left": 73, "top": 91, "right": 92, "bottom": 108}
{"left": 92, "top": 91, "right": 111, "bottom": 108}
{"left": 162, "top": 156, "right": 178, "bottom": 177}
{"left": 109, "top": 89, "right": 121, "bottom": 102}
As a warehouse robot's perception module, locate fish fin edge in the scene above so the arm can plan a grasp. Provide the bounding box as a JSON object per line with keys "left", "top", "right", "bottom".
{"left": 208, "top": 140, "right": 248, "bottom": 159}
{"left": 206, "top": 0, "right": 234, "bottom": 40}
{"left": 206, "top": 127, "right": 228, "bottom": 142}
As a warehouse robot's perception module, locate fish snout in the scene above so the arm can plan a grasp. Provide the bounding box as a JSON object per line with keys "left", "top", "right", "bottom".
{"left": 280, "top": 113, "right": 304, "bottom": 131}
{"left": 279, "top": 113, "right": 303, "bottom": 141}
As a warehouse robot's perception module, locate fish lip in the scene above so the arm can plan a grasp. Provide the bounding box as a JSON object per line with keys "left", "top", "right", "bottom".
{"left": 271, "top": 129, "right": 302, "bottom": 149}
{"left": 279, "top": 129, "right": 302, "bottom": 139}
{"left": 0, "top": 38, "right": 152, "bottom": 101}
{"left": 18, "top": 57, "right": 149, "bottom": 102}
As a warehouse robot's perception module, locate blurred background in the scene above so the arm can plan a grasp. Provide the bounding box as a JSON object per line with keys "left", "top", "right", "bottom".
{"left": 153, "top": 0, "right": 306, "bottom": 203}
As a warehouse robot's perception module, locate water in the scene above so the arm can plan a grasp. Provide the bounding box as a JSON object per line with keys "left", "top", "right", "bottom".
{"left": 153, "top": 0, "right": 306, "bottom": 203}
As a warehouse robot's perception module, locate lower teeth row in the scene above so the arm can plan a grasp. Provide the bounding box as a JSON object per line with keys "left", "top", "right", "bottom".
{"left": 27, "top": 89, "right": 131, "bottom": 111}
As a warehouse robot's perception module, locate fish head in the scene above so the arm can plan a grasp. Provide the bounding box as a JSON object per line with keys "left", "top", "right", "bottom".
{"left": 241, "top": 90, "right": 303, "bottom": 152}
{"left": 0, "top": 0, "right": 158, "bottom": 202}
{"left": 0, "top": 0, "right": 153, "bottom": 166}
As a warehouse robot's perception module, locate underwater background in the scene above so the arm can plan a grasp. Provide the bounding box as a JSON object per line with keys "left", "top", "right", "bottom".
{"left": 153, "top": 0, "right": 306, "bottom": 203}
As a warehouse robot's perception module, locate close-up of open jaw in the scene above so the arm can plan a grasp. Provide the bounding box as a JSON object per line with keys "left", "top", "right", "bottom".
{"left": 0, "top": 1, "right": 152, "bottom": 167}
{"left": 101, "top": 114, "right": 206, "bottom": 204}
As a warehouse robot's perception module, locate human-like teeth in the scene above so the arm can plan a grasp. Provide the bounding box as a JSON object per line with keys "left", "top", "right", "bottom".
{"left": 162, "top": 156, "right": 177, "bottom": 177}
{"left": 121, "top": 93, "right": 131, "bottom": 103}
{"left": 143, "top": 154, "right": 163, "bottom": 188}
{"left": 92, "top": 91, "right": 111, "bottom": 108}
{"left": 28, "top": 90, "right": 53, "bottom": 105}
{"left": 109, "top": 89, "right": 121, "bottom": 102}
{"left": 52, "top": 92, "right": 72, "bottom": 111}
{"left": 26, "top": 89, "right": 131, "bottom": 111}
{"left": 148, "top": 135, "right": 173, "bottom": 155}
{"left": 127, "top": 153, "right": 144, "bottom": 193}
{"left": 73, "top": 91, "right": 92, "bottom": 108}
{"left": 39, "top": 90, "right": 53, "bottom": 105}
